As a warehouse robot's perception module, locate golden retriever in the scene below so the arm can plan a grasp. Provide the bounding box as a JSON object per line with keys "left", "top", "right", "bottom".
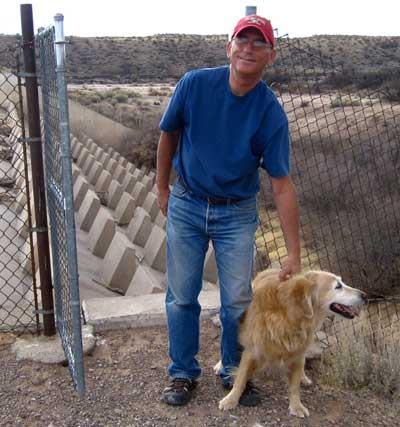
{"left": 218, "top": 269, "right": 367, "bottom": 417}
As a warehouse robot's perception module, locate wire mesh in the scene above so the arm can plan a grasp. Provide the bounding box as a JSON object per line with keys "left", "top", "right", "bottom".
{"left": 255, "top": 35, "right": 400, "bottom": 355}
{"left": 37, "top": 26, "right": 84, "bottom": 397}
{"left": 0, "top": 37, "right": 39, "bottom": 333}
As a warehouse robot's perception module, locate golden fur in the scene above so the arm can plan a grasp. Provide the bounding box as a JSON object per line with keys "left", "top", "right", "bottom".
{"left": 218, "top": 269, "right": 367, "bottom": 417}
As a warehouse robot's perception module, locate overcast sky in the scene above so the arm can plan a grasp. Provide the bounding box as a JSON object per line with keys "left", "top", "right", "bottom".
{"left": 2, "top": 0, "right": 399, "bottom": 38}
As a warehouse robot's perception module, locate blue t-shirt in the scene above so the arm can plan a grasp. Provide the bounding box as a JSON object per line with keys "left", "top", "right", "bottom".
{"left": 159, "top": 66, "right": 290, "bottom": 199}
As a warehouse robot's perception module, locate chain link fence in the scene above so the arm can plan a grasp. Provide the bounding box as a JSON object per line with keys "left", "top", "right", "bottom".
{"left": 0, "top": 39, "right": 40, "bottom": 332}
{"left": 255, "top": 36, "right": 400, "bottom": 354}
{"left": 37, "top": 20, "right": 84, "bottom": 397}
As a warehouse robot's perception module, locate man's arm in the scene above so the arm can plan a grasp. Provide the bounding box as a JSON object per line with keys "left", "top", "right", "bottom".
{"left": 270, "top": 175, "right": 301, "bottom": 281}
{"left": 156, "top": 130, "right": 180, "bottom": 216}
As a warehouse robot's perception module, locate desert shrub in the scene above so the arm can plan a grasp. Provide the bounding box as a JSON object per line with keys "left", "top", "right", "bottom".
{"left": 112, "top": 91, "right": 129, "bottom": 103}
{"left": 322, "top": 69, "right": 355, "bottom": 89}
{"left": 330, "top": 94, "right": 361, "bottom": 108}
{"left": 264, "top": 68, "right": 292, "bottom": 85}
{"left": 380, "top": 75, "right": 400, "bottom": 102}
{"left": 322, "top": 322, "right": 400, "bottom": 398}
{"left": 89, "top": 94, "right": 101, "bottom": 104}
{"left": 355, "top": 71, "right": 384, "bottom": 90}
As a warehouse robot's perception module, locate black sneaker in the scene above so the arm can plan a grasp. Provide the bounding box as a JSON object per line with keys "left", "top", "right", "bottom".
{"left": 160, "top": 378, "right": 197, "bottom": 406}
{"left": 222, "top": 380, "right": 261, "bottom": 407}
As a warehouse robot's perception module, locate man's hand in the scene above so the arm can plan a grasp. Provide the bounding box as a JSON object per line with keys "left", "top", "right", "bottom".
{"left": 279, "top": 256, "right": 301, "bottom": 281}
{"left": 158, "top": 187, "right": 170, "bottom": 216}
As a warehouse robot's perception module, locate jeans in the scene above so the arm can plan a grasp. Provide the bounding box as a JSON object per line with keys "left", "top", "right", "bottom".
{"left": 166, "top": 179, "right": 258, "bottom": 381}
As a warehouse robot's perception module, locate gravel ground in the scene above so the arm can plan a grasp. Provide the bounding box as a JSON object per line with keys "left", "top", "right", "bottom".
{"left": 1, "top": 319, "right": 399, "bottom": 427}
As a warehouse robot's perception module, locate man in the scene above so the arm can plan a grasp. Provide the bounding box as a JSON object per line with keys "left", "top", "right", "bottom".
{"left": 156, "top": 14, "right": 301, "bottom": 407}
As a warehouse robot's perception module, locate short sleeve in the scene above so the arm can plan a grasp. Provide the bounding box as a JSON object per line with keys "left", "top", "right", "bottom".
{"left": 159, "top": 73, "right": 190, "bottom": 132}
{"left": 260, "top": 120, "right": 290, "bottom": 177}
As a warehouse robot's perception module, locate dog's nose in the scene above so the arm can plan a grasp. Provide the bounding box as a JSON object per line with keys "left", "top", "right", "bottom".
{"left": 360, "top": 291, "right": 368, "bottom": 303}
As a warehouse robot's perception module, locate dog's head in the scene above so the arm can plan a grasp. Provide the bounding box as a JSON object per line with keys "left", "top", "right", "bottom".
{"left": 303, "top": 271, "right": 368, "bottom": 319}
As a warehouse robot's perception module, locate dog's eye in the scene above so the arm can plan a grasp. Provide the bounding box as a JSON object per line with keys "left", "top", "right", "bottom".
{"left": 335, "top": 281, "right": 343, "bottom": 289}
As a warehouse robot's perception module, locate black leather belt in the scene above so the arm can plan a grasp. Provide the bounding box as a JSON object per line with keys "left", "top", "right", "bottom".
{"left": 178, "top": 176, "right": 245, "bottom": 206}
{"left": 204, "top": 196, "right": 244, "bottom": 205}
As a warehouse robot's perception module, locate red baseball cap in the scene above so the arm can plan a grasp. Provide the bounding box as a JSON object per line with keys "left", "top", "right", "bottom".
{"left": 232, "top": 14, "right": 275, "bottom": 47}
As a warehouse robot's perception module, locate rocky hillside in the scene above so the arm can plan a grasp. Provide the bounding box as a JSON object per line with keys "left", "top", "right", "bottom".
{"left": 0, "top": 33, "right": 399, "bottom": 85}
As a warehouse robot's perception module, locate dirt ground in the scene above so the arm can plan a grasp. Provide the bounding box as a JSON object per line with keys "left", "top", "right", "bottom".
{"left": 1, "top": 319, "right": 399, "bottom": 427}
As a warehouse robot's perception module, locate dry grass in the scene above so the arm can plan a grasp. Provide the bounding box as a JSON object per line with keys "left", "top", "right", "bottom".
{"left": 321, "top": 310, "right": 400, "bottom": 398}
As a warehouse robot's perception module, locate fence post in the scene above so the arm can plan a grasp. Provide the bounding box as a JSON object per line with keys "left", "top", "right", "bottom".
{"left": 20, "top": 3, "right": 56, "bottom": 336}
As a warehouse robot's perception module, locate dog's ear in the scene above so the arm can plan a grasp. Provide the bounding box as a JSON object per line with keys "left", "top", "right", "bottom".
{"left": 294, "top": 278, "right": 316, "bottom": 319}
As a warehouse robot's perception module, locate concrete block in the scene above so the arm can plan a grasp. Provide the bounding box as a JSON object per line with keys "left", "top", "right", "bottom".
{"left": 15, "top": 209, "right": 30, "bottom": 240}
{"left": 126, "top": 207, "right": 152, "bottom": 247}
{"left": 114, "top": 164, "right": 127, "bottom": 184}
{"left": 204, "top": 245, "right": 218, "bottom": 284}
{"left": 102, "top": 153, "right": 111, "bottom": 169}
{"left": 94, "top": 231, "right": 138, "bottom": 294}
{"left": 119, "top": 157, "right": 128, "bottom": 167}
{"left": 141, "top": 175, "right": 153, "bottom": 192}
{"left": 82, "top": 154, "right": 95, "bottom": 176}
{"left": 73, "top": 175, "right": 90, "bottom": 211}
{"left": 82, "top": 290, "right": 220, "bottom": 331}
{"left": 96, "top": 149, "right": 107, "bottom": 163}
{"left": 87, "top": 160, "right": 103, "bottom": 185}
{"left": 94, "top": 170, "right": 112, "bottom": 194}
{"left": 111, "top": 151, "right": 121, "bottom": 162}
{"left": 77, "top": 147, "right": 90, "bottom": 169}
{"left": 142, "top": 192, "right": 159, "bottom": 221}
{"left": 144, "top": 225, "right": 166, "bottom": 273}
{"left": 115, "top": 192, "right": 136, "bottom": 225}
{"left": 154, "top": 210, "right": 166, "bottom": 230}
{"left": 126, "top": 162, "right": 136, "bottom": 175}
{"left": 71, "top": 139, "right": 83, "bottom": 160}
{"left": 125, "top": 264, "right": 165, "bottom": 297}
{"left": 132, "top": 168, "right": 144, "bottom": 182}
{"left": 140, "top": 164, "right": 148, "bottom": 175}
{"left": 12, "top": 190, "right": 27, "bottom": 214}
{"left": 105, "top": 158, "right": 118, "bottom": 176}
{"left": 21, "top": 238, "right": 39, "bottom": 276}
{"left": 77, "top": 189, "right": 100, "bottom": 232}
{"left": 121, "top": 173, "right": 137, "bottom": 194}
{"left": 151, "top": 184, "right": 158, "bottom": 195}
{"left": 71, "top": 163, "right": 81, "bottom": 184}
{"left": 131, "top": 182, "right": 147, "bottom": 207}
{"left": 105, "top": 180, "right": 123, "bottom": 210}
{"left": 93, "top": 145, "right": 103, "bottom": 160}
{"left": 87, "top": 208, "right": 116, "bottom": 258}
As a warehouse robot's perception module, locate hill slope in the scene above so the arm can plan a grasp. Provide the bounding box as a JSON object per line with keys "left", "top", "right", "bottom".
{"left": 0, "top": 33, "right": 399, "bottom": 84}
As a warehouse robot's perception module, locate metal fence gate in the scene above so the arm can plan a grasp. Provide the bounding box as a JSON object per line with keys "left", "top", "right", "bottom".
{"left": 0, "top": 39, "right": 40, "bottom": 332}
{"left": 36, "top": 15, "right": 85, "bottom": 397}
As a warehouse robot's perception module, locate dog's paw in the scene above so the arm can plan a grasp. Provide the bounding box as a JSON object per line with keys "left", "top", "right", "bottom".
{"left": 219, "top": 395, "right": 239, "bottom": 411}
{"left": 301, "top": 374, "right": 313, "bottom": 385}
{"left": 289, "top": 402, "right": 310, "bottom": 418}
{"left": 213, "top": 360, "right": 222, "bottom": 375}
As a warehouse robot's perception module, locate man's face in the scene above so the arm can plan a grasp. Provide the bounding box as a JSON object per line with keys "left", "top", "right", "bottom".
{"left": 227, "top": 27, "right": 276, "bottom": 77}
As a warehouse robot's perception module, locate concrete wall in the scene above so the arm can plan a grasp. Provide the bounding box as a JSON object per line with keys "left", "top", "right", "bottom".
{"left": 68, "top": 99, "right": 136, "bottom": 151}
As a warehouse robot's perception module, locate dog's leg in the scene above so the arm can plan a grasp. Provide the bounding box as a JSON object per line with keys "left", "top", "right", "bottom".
{"left": 213, "top": 360, "right": 222, "bottom": 375}
{"left": 219, "top": 350, "right": 256, "bottom": 411}
{"left": 287, "top": 357, "right": 310, "bottom": 418}
{"left": 301, "top": 373, "right": 312, "bottom": 385}
{"left": 301, "top": 364, "right": 312, "bottom": 385}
